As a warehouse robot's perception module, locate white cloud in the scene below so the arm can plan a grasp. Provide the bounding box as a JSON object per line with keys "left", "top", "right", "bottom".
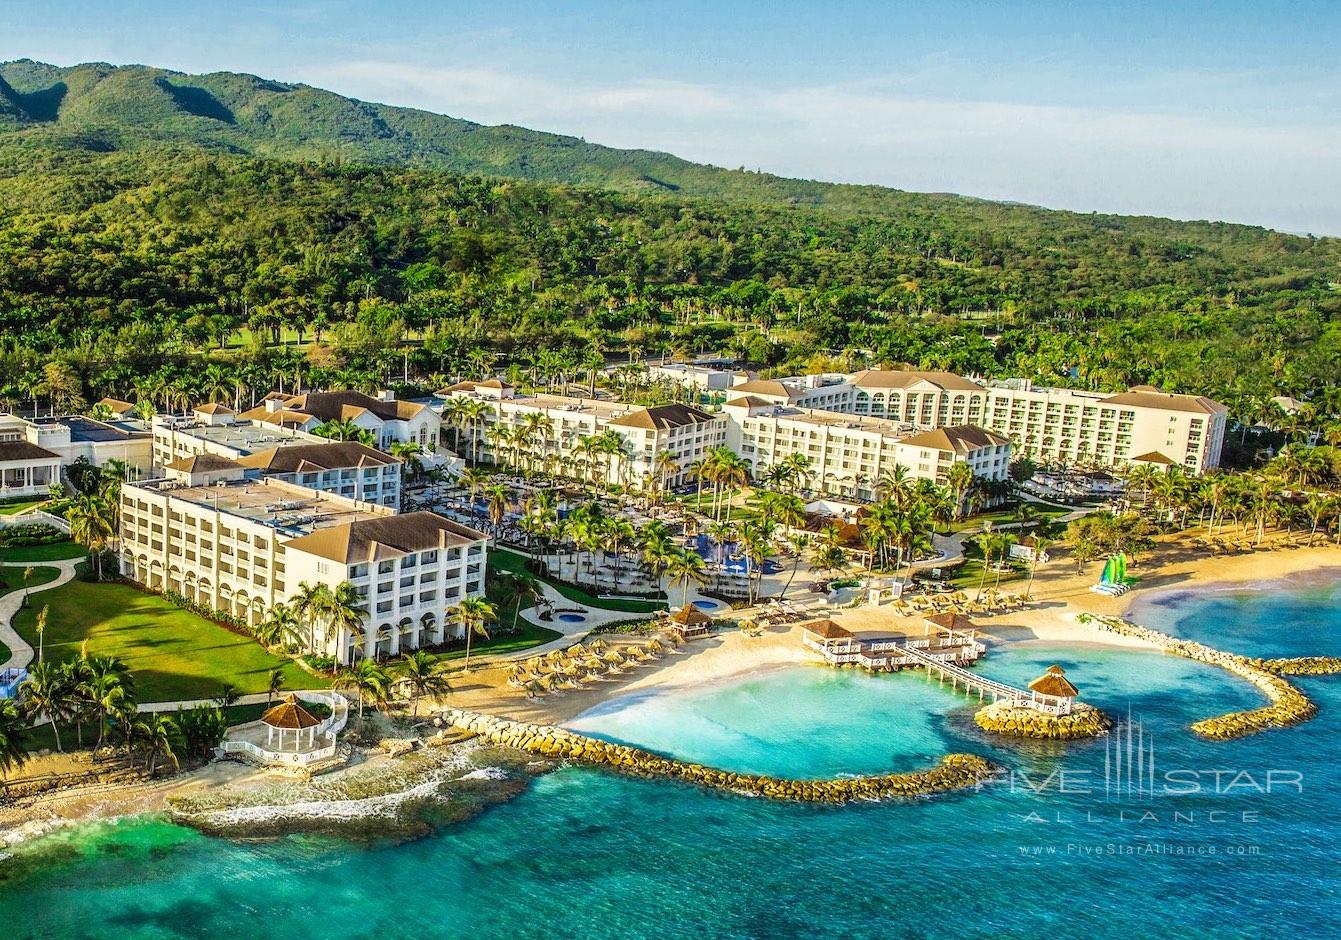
{"left": 300, "top": 60, "right": 1341, "bottom": 234}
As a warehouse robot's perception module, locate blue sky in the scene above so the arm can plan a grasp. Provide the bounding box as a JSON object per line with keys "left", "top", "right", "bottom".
{"left": 6, "top": 0, "right": 1339, "bottom": 234}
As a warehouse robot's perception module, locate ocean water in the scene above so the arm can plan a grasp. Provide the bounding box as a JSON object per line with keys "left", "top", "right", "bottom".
{"left": 3, "top": 579, "right": 1339, "bottom": 940}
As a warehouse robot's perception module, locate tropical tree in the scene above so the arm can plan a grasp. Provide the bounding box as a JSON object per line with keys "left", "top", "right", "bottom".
{"left": 665, "top": 548, "right": 708, "bottom": 610}
{"left": 266, "top": 667, "right": 286, "bottom": 705}
{"left": 0, "top": 699, "right": 31, "bottom": 790}
{"left": 256, "top": 602, "right": 302, "bottom": 650}
{"left": 20, "top": 661, "right": 72, "bottom": 752}
{"left": 338, "top": 659, "right": 392, "bottom": 724}
{"left": 396, "top": 650, "right": 452, "bottom": 716}
{"left": 67, "top": 491, "right": 116, "bottom": 580}
{"left": 450, "top": 596, "right": 498, "bottom": 673}
{"left": 138, "top": 713, "right": 181, "bottom": 775}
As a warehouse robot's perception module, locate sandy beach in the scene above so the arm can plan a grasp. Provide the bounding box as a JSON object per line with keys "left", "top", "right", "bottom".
{"left": 3, "top": 530, "right": 1337, "bottom": 845}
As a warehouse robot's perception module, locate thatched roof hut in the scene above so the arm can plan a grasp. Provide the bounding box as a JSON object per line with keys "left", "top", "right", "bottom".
{"left": 669, "top": 605, "right": 712, "bottom": 626}
{"left": 923, "top": 611, "right": 974, "bottom": 635}
{"left": 1028, "top": 665, "right": 1079, "bottom": 698}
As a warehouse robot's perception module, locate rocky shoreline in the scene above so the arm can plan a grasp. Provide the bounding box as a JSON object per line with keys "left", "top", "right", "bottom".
{"left": 1079, "top": 613, "right": 1331, "bottom": 739}
{"left": 974, "top": 702, "right": 1112, "bottom": 739}
{"left": 441, "top": 709, "right": 996, "bottom": 803}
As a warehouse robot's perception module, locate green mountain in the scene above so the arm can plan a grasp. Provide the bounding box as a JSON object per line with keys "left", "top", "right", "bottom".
{"left": 0, "top": 59, "right": 1241, "bottom": 229}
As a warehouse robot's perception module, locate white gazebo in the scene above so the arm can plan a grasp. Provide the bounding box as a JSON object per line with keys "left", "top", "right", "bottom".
{"left": 260, "top": 693, "right": 323, "bottom": 751}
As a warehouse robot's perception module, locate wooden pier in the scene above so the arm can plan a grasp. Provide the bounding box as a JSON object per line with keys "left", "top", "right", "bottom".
{"left": 802, "top": 619, "right": 1075, "bottom": 716}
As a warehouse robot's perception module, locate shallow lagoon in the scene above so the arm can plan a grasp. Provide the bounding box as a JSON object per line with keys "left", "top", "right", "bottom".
{"left": 3, "top": 580, "right": 1339, "bottom": 939}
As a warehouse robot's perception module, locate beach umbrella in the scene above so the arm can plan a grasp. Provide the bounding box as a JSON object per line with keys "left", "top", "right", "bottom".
{"left": 603, "top": 649, "right": 627, "bottom": 664}
{"left": 524, "top": 680, "right": 544, "bottom": 699}
{"left": 587, "top": 638, "right": 609, "bottom": 653}
{"left": 644, "top": 638, "right": 666, "bottom": 655}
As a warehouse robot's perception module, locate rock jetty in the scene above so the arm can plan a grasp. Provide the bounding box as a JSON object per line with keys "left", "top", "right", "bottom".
{"left": 1253, "top": 656, "right": 1341, "bottom": 676}
{"left": 441, "top": 709, "right": 996, "bottom": 803}
{"left": 1079, "top": 614, "right": 1327, "bottom": 740}
{"left": 974, "top": 702, "right": 1112, "bottom": 739}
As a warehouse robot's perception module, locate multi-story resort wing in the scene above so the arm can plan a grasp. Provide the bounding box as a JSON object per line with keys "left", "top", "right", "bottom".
{"left": 604, "top": 403, "right": 727, "bottom": 488}
{"left": 119, "top": 460, "right": 488, "bottom": 664}
{"left": 722, "top": 397, "right": 1010, "bottom": 500}
{"left": 0, "top": 412, "right": 153, "bottom": 488}
{"left": 439, "top": 381, "right": 726, "bottom": 486}
{"left": 237, "top": 390, "right": 443, "bottom": 450}
{"left": 233, "top": 442, "right": 403, "bottom": 508}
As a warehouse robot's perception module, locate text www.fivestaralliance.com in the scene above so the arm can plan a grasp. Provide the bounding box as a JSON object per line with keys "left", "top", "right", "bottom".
{"left": 1018, "top": 843, "right": 1262, "bottom": 857}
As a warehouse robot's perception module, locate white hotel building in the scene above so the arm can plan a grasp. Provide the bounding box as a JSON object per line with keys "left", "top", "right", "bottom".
{"left": 723, "top": 370, "right": 1228, "bottom": 475}
{"left": 723, "top": 397, "right": 1010, "bottom": 499}
{"left": 119, "top": 462, "right": 488, "bottom": 664}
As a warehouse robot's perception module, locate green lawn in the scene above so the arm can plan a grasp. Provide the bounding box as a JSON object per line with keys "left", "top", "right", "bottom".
{"left": 431, "top": 619, "right": 563, "bottom": 665}
{"left": 490, "top": 549, "right": 665, "bottom": 613}
{"left": 0, "top": 499, "right": 44, "bottom": 516}
{"left": 10, "top": 579, "right": 324, "bottom": 702}
{"left": 0, "top": 564, "right": 62, "bottom": 599}
{"left": 0, "top": 539, "right": 88, "bottom": 562}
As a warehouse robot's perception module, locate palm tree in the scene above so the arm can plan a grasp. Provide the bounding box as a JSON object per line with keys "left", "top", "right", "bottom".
{"left": 19, "top": 566, "right": 33, "bottom": 609}
{"left": 1022, "top": 536, "right": 1053, "bottom": 600}
{"left": 450, "top": 596, "right": 498, "bottom": 673}
{"left": 781, "top": 533, "right": 811, "bottom": 600}
{"left": 21, "top": 661, "right": 72, "bottom": 752}
{"left": 266, "top": 667, "right": 286, "bottom": 706}
{"left": 256, "top": 602, "right": 302, "bottom": 650}
{"left": 945, "top": 462, "right": 974, "bottom": 521}
{"left": 67, "top": 491, "right": 116, "bottom": 580}
{"left": 0, "top": 699, "right": 30, "bottom": 792}
{"left": 973, "top": 526, "right": 996, "bottom": 602}
{"left": 323, "top": 581, "right": 366, "bottom": 659}
{"left": 485, "top": 483, "right": 510, "bottom": 535}
{"left": 139, "top": 713, "right": 180, "bottom": 775}
{"left": 339, "top": 659, "right": 392, "bottom": 724}
{"left": 389, "top": 441, "right": 425, "bottom": 483}
{"left": 396, "top": 651, "right": 451, "bottom": 716}
{"left": 290, "top": 581, "right": 329, "bottom": 652}
{"left": 504, "top": 571, "right": 544, "bottom": 630}
{"left": 458, "top": 467, "right": 489, "bottom": 524}
{"left": 83, "top": 669, "right": 130, "bottom": 751}
{"left": 315, "top": 418, "right": 374, "bottom": 445}
{"left": 665, "top": 549, "right": 708, "bottom": 611}
{"left": 33, "top": 604, "right": 48, "bottom": 663}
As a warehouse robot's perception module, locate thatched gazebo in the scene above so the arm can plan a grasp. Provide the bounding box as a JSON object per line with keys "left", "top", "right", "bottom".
{"left": 666, "top": 604, "right": 712, "bottom": 640}
{"left": 1028, "top": 665, "right": 1080, "bottom": 700}
{"left": 261, "top": 693, "right": 323, "bottom": 752}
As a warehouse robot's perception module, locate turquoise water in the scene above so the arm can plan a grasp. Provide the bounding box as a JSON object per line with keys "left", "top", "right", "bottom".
{"left": 3, "top": 579, "right": 1340, "bottom": 939}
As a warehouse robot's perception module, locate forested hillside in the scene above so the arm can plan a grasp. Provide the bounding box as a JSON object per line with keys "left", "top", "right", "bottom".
{"left": 0, "top": 60, "right": 1338, "bottom": 433}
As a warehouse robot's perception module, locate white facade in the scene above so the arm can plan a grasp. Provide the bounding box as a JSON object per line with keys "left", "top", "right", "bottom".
{"left": 722, "top": 399, "right": 1009, "bottom": 501}
{"left": 0, "top": 413, "right": 152, "bottom": 483}
{"left": 119, "top": 476, "right": 488, "bottom": 665}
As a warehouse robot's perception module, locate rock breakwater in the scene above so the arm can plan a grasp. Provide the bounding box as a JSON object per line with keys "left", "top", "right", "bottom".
{"left": 1080, "top": 614, "right": 1326, "bottom": 739}
{"left": 442, "top": 710, "right": 995, "bottom": 803}
{"left": 974, "top": 702, "right": 1112, "bottom": 739}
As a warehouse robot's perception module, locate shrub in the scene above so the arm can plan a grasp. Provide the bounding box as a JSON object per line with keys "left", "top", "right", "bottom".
{"left": 0, "top": 522, "right": 65, "bottom": 547}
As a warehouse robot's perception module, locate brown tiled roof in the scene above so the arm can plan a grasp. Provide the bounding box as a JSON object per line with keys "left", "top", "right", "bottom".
{"left": 901, "top": 425, "right": 1010, "bottom": 455}
{"left": 1130, "top": 451, "right": 1176, "bottom": 465}
{"left": 165, "top": 453, "right": 242, "bottom": 473}
{"left": 730, "top": 379, "right": 795, "bottom": 399}
{"left": 282, "top": 511, "right": 487, "bottom": 564}
{"left": 803, "top": 619, "right": 853, "bottom": 639}
{"left": 97, "top": 397, "right": 135, "bottom": 415}
{"left": 849, "top": 369, "right": 985, "bottom": 392}
{"left": 235, "top": 406, "right": 319, "bottom": 428}
{"left": 608, "top": 403, "right": 717, "bottom": 431}
{"left": 194, "top": 403, "right": 236, "bottom": 415}
{"left": 261, "top": 693, "right": 321, "bottom": 730}
{"left": 235, "top": 442, "right": 398, "bottom": 473}
{"left": 1100, "top": 390, "right": 1227, "bottom": 415}
{"left": 724, "top": 395, "right": 777, "bottom": 409}
{"left": 437, "top": 381, "right": 480, "bottom": 394}
{"left": 0, "top": 440, "right": 60, "bottom": 462}
{"left": 253, "top": 390, "right": 428, "bottom": 424}
{"left": 1028, "top": 665, "right": 1079, "bottom": 698}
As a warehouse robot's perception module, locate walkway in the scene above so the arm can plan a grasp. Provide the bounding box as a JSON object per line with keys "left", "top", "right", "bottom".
{"left": 899, "top": 644, "right": 1074, "bottom": 715}
{"left": 0, "top": 558, "right": 82, "bottom": 671}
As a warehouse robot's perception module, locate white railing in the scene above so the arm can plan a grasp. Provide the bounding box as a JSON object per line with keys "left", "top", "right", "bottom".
{"left": 219, "top": 690, "right": 349, "bottom": 767}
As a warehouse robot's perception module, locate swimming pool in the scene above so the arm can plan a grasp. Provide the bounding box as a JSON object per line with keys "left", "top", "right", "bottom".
{"left": 557, "top": 613, "right": 587, "bottom": 624}
{"left": 690, "top": 534, "right": 782, "bottom": 574}
{"left": 691, "top": 598, "right": 724, "bottom": 612}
